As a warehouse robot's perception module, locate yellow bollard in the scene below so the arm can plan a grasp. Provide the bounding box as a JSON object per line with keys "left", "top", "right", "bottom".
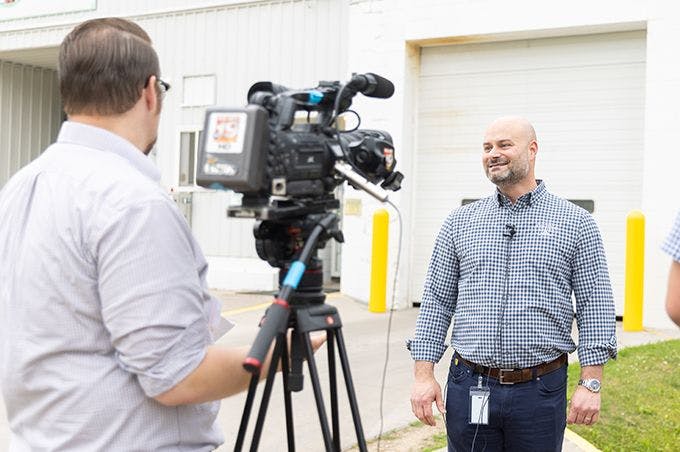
{"left": 623, "top": 210, "right": 645, "bottom": 331}
{"left": 369, "top": 209, "right": 389, "bottom": 313}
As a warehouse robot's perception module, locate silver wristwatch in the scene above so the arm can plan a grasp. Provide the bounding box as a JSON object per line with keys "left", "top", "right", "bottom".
{"left": 578, "top": 378, "right": 601, "bottom": 393}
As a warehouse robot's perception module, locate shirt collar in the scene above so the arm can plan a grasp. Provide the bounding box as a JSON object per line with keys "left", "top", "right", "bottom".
{"left": 56, "top": 121, "right": 161, "bottom": 183}
{"left": 496, "top": 179, "right": 547, "bottom": 207}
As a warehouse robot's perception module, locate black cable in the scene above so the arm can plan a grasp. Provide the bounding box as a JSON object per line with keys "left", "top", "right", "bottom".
{"left": 376, "top": 199, "right": 403, "bottom": 452}
{"left": 337, "top": 110, "right": 362, "bottom": 132}
{"left": 329, "top": 83, "right": 348, "bottom": 129}
{"left": 470, "top": 224, "right": 513, "bottom": 451}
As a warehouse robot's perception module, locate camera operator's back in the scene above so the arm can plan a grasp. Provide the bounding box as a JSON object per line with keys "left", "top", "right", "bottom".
{"left": 0, "top": 121, "right": 223, "bottom": 451}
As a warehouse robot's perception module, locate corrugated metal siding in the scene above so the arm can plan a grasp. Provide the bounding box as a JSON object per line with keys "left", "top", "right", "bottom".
{"left": 0, "top": 1, "right": 284, "bottom": 34}
{"left": 0, "top": 0, "right": 347, "bottom": 259}
{"left": 139, "top": 0, "right": 348, "bottom": 256}
{"left": 0, "top": 61, "right": 61, "bottom": 188}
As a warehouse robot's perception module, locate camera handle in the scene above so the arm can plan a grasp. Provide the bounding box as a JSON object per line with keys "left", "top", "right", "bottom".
{"left": 234, "top": 213, "right": 368, "bottom": 452}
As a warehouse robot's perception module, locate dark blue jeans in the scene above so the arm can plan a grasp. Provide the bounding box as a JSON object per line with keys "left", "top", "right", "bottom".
{"left": 445, "top": 356, "right": 567, "bottom": 452}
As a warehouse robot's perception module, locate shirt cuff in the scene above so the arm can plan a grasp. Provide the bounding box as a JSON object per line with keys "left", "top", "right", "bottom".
{"left": 121, "top": 318, "right": 212, "bottom": 397}
{"left": 408, "top": 338, "right": 446, "bottom": 363}
{"left": 577, "top": 337, "right": 618, "bottom": 367}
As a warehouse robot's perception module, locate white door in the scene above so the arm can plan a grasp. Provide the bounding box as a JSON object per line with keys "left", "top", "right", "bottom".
{"left": 411, "top": 31, "right": 646, "bottom": 315}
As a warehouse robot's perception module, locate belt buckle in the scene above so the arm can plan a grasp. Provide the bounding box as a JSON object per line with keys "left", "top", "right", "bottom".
{"left": 499, "top": 369, "right": 515, "bottom": 385}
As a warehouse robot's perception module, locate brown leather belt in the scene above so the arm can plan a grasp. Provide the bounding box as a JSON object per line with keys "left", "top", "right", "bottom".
{"left": 455, "top": 353, "right": 567, "bottom": 385}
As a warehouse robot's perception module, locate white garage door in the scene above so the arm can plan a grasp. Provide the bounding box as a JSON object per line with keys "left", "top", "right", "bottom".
{"left": 411, "top": 31, "right": 646, "bottom": 315}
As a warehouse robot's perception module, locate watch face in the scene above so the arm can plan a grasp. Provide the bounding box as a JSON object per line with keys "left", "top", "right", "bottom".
{"left": 590, "top": 380, "right": 601, "bottom": 391}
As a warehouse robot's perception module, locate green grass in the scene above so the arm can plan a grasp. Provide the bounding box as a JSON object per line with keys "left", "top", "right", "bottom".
{"left": 566, "top": 339, "right": 680, "bottom": 452}
{"left": 419, "top": 340, "right": 680, "bottom": 451}
{"left": 421, "top": 431, "right": 447, "bottom": 452}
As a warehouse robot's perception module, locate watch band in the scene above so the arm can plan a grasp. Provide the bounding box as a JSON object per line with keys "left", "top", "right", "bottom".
{"left": 578, "top": 378, "right": 601, "bottom": 393}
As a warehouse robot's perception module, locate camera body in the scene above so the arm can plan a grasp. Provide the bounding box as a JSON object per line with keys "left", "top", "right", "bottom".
{"left": 197, "top": 74, "right": 403, "bottom": 214}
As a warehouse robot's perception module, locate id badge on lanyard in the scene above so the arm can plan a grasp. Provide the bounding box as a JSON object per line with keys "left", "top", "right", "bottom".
{"left": 469, "top": 375, "right": 490, "bottom": 425}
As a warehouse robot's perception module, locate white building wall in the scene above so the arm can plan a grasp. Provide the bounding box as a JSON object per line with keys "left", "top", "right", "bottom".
{"left": 343, "top": 0, "right": 676, "bottom": 328}
{"left": 639, "top": 1, "right": 680, "bottom": 329}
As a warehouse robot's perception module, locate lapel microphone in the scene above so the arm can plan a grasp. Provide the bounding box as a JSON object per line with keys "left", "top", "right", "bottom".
{"left": 503, "top": 224, "right": 517, "bottom": 238}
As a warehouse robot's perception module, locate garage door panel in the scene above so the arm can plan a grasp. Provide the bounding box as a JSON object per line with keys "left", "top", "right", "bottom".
{"left": 411, "top": 31, "right": 645, "bottom": 314}
{"left": 421, "top": 32, "right": 645, "bottom": 77}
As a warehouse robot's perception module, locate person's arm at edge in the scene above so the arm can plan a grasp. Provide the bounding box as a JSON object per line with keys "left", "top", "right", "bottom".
{"left": 665, "top": 260, "right": 680, "bottom": 326}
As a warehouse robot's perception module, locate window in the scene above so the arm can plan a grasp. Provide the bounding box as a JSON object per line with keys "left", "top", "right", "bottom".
{"left": 182, "top": 75, "right": 216, "bottom": 107}
{"left": 179, "top": 130, "right": 203, "bottom": 187}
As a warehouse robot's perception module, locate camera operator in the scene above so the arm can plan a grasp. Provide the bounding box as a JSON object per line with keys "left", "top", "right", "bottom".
{"left": 0, "top": 18, "right": 323, "bottom": 451}
{"left": 409, "top": 117, "right": 617, "bottom": 450}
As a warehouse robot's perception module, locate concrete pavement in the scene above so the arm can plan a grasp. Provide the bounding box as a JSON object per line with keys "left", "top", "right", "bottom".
{"left": 0, "top": 291, "right": 678, "bottom": 451}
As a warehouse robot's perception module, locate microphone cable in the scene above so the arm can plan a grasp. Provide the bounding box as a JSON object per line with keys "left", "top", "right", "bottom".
{"left": 470, "top": 221, "right": 516, "bottom": 451}
{"left": 376, "top": 199, "right": 403, "bottom": 451}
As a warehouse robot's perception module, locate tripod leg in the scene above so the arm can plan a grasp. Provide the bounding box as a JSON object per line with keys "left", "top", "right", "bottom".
{"left": 280, "top": 335, "right": 296, "bottom": 452}
{"left": 234, "top": 374, "right": 260, "bottom": 452}
{"left": 326, "top": 330, "right": 340, "bottom": 452}
{"left": 301, "top": 332, "right": 334, "bottom": 451}
{"left": 334, "top": 329, "right": 368, "bottom": 452}
{"left": 250, "top": 334, "right": 286, "bottom": 452}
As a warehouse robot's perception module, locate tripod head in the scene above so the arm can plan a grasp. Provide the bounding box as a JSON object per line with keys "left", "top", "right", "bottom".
{"left": 252, "top": 197, "right": 344, "bottom": 272}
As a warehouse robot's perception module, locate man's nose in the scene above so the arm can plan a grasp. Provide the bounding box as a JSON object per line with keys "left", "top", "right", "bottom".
{"left": 488, "top": 146, "right": 501, "bottom": 157}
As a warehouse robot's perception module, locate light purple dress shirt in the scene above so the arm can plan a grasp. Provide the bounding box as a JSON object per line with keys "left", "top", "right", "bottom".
{"left": 0, "top": 122, "right": 225, "bottom": 451}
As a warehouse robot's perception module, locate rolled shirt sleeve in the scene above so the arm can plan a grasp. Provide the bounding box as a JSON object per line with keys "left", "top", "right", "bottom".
{"left": 662, "top": 211, "right": 680, "bottom": 261}
{"left": 94, "top": 199, "right": 211, "bottom": 397}
{"left": 410, "top": 213, "right": 459, "bottom": 363}
{"left": 571, "top": 214, "right": 618, "bottom": 366}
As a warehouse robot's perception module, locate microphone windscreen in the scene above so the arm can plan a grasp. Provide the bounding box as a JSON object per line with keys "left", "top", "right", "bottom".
{"left": 365, "top": 73, "right": 395, "bottom": 99}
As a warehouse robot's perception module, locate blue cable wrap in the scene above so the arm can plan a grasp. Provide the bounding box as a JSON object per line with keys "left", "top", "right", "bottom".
{"left": 308, "top": 90, "right": 323, "bottom": 104}
{"left": 283, "top": 261, "right": 306, "bottom": 289}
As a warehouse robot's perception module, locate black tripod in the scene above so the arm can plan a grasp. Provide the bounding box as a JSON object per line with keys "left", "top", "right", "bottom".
{"left": 233, "top": 210, "right": 368, "bottom": 452}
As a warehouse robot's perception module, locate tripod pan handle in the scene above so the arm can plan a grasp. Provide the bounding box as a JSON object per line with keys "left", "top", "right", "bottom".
{"left": 243, "top": 299, "right": 290, "bottom": 373}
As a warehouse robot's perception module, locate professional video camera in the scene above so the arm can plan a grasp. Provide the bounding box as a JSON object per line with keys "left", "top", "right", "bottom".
{"left": 196, "top": 72, "right": 404, "bottom": 220}
{"left": 196, "top": 74, "right": 402, "bottom": 451}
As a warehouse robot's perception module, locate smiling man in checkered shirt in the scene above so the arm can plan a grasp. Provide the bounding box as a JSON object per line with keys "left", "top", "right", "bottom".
{"left": 409, "top": 117, "right": 617, "bottom": 451}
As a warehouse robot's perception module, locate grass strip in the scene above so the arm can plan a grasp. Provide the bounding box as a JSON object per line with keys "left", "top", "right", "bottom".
{"left": 567, "top": 339, "right": 680, "bottom": 452}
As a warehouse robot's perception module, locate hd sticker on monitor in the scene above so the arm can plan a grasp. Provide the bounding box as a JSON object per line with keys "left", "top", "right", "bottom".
{"left": 206, "top": 112, "right": 248, "bottom": 154}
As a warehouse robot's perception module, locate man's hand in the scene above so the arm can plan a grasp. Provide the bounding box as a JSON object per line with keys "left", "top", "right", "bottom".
{"left": 568, "top": 364, "right": 603, "bottom": 426}
{"left": 410, "top": 361, "right": 446, "bottom": 426}
{"left": 309, "top": 332, "right": 327, "bottom": 353}
{"left": 567, "top": 386, "right": 601, "bottom": 425}
{"left": 279, "top": 331, "right": 327, "bottom": 371}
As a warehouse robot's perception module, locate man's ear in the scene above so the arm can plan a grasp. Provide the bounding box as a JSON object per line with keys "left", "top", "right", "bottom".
{"left": 529, "top": 139, "right": 538, "bottom": 161}
{"left": 143, "top": 75, "right": 159, "bottom": 113}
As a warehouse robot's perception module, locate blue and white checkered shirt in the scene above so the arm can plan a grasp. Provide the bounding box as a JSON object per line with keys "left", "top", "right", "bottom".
{"left": 410, "top": 181, "right": 617, "bottom": 368}
{"left": 662, "top": 211, "right": 680, "bottom": 261}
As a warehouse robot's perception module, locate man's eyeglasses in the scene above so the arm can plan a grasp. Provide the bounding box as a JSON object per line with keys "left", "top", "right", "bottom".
{"left": 157, "top": 78, "right": 171, "bottom": 96}
{"left": 146, "top": 76, "right": 171, "bottom": 97}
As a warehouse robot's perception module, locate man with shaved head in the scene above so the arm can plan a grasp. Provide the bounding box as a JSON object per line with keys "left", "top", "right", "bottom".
{"left": 409, "top": 117, "right": 616, "bottom": 450}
